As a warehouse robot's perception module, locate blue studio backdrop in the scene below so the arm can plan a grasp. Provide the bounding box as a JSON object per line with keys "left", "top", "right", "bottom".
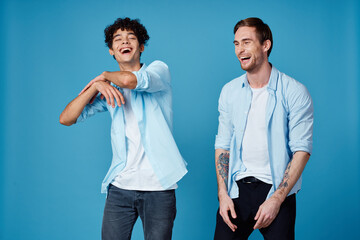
{"left": 1, "top": 0, "right": 359, "bottom": 239}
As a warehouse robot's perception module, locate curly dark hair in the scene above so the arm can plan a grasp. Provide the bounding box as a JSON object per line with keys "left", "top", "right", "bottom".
{"left": 104, "top": 17, "right": 150, "bottom": 49}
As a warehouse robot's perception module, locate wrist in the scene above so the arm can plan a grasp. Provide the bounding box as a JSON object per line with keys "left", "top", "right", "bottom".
{"left": 271, "top": 192, "right": 286, "bottom": 204}
{"left": 102, "top": 71, "right": 109, "bottom": 81}
{"left": 89, "top": 83, "right": 99, "bottom": 92}
{"left": 218, "top": 189, "right": 228, "bottom": 198}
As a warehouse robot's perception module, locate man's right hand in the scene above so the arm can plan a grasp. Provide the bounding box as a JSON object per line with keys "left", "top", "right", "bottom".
{"left": 219, "top": 192, "right": 237, "bottom": 232}
{"left": 92, "top": 81, "right": 125, "bottom": 108}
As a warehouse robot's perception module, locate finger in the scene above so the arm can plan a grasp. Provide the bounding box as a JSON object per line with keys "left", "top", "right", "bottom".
{"left": 258, "top": 214, "right": 266, "bottom": 229}
{"left": 263, "top": 219, "right": 272, "bottom": 228}
{"left": 225, "top": 219, "right": 236, "bottom": 232}
{"left": 253, "top": 220, "right": 260, "bottom": 229}
{"left": 101, "top": 90, "right": 110, "bottom": 105}
{"left": 81, "top": 79, "right": 98, "bottom": 94}
{"left": 115, "top": 89, "right": 125, "bottom": 106}
{"left": 79, "top": 85, "right": 89, "bottom": 95}
{"left": 261, "top": 219, "right": 270, "bottom": 229}
{"left": 254, "top": 207, "right": 261, "bottom": 221}
{"left": 79, "top": 82, "right": 93, "bottom": 95}
{"left": 110, "top": 87, "right": 122, "bottom": 107}
{"left": 220, "top": 211, "right": 232, "bottom": 230}
{"left": 119, "top": 91, "right": 125, "bottom": 105}
{"left": 80, "top": 76, "right": 104, "bottom": 95}
{"left": 107, "top": 89, "right": 114, "bottom": 107}
{"left": 221, "top": 211, "right": 236, "bottom": 232}
{"left": 229, "top": 204, "right": 237, "bottom": 219}
{"left": 254, "top": 214, "right": 265, "bottom": 229}
{"left": 106, "top": 89, "right": 115, "bottom": 107}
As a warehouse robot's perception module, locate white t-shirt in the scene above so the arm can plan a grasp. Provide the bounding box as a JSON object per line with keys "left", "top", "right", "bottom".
{"left": 236, "top": 85, "right": 272, "bottom": 184}
{"left": 111, "top": 89, "right": 177, "bottom": 190}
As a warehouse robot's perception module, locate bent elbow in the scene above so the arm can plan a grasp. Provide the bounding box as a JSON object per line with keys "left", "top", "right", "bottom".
{"left": 122, "top": 72, "right": 137, "bottom": 89}
{"left": 59, "top": 115, "right": 74, "bottom": 126}
{"left": 124, "top": 80, "right": 137, "bottom": 89}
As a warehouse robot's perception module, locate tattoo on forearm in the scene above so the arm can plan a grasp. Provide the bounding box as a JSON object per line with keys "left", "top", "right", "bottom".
{"left": 278, "top": 161, "right": 292, "bottom": 189}
{"left": 217, "top": 153, "right": 229, "bottom": 188}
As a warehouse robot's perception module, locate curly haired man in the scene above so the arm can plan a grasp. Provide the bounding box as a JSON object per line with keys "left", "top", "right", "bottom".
{"left": 60, "top": 17, "right": 187, "bottom": 240}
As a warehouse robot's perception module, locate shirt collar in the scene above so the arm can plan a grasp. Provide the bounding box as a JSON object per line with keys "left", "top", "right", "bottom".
{"left": 130, "top": 63, "right": 147, "bottom": 74}
{"left": 137, "top": 63, "right": 147, "bottom": 73}
{"left": 267, "top": 65, "right": 279, "bottom": 91}
{"left": 241, "top": 64, "right": 279, "bottom": 91}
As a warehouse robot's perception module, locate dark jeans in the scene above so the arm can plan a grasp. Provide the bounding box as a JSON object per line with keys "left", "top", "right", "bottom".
{"left": 214, "top": 180, "right": 296, "bottom": 240}
{"left": 102, "top": 184, "right": 176, "bottom": 240}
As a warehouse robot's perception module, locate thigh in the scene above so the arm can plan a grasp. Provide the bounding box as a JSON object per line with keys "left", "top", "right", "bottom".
{"left": 214, "top": 196, "right": 255, "bottom": 240}
{"left": 259, "top": 194, "right": 296, "bottom": 240}
{"left": 214, "top": 208, "right": 235, "bottom": 240}
{"left": 139, "top": 190, "right": 176, "bottom": 240}
{"left": 102, "top": 185, "right": 138, "bottom": 240}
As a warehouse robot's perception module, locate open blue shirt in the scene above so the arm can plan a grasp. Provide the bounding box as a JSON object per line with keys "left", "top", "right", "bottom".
{"left": 77, "top": 60, "right": 188, "bottom": 193}
{"left": 215, "top": 66, "right": 313, "bottom": 199}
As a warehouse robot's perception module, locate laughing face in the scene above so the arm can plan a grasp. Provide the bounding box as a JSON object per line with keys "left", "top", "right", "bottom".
{"left": 109, "top": 28, "right": 144, "bottom": 66}
{"left": 233, "top": 26, "right": 270, "bottom": 73}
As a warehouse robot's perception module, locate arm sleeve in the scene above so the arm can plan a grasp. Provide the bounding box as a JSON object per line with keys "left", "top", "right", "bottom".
{"left": 132, "top": 60, "right": 171, "bottom": 93}
{"left": 288, "top": 83, "right": 314, "bottom": 154}
{"left": 76, "top": 95, "right": 108, "bottom": 123}
{"left": 215, "top": 86, "right": 233, "bottom": 150}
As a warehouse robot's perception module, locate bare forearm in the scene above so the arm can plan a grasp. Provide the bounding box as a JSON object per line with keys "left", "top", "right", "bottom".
{"left": 102, "top": 71, "right": 137, "bottom": 89}
{"left": 59, "top": 85, "right": 98, "bottom": 126}
{"left": 272, "top": 151, "right": 310, "bottom": 202}
{"left": 215, "top": 149, "right": 230, "bottom": 196}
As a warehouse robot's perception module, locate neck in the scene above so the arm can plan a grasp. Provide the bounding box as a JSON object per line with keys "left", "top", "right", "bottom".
{"left": 118, "top": 61, "right": 142, "bottom": 72}
{"left": 247, "top": 61, "right": 272, "bottom": 88}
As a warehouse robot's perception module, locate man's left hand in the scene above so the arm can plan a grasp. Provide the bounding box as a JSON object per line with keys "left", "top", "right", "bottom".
{"left": 253, "top": 196, "right": 282, "bottom": 229}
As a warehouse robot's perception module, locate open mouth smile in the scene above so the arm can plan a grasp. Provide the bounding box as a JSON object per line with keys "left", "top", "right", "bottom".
{"left": 240, "top": 56, "right": 251, "bottom": 63}
{"left": 120, "top": 47, "right": 132, "bottom": 54}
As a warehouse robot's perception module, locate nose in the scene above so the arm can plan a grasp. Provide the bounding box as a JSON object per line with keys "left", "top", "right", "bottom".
{"left": 122, "top": 38, "right": 129, "bottom": 44}
{"left": 238, "top": 43, "right": 245, "bottom": 54}
{"left": 236, "top": 45, "right": 245, "bottom": 55}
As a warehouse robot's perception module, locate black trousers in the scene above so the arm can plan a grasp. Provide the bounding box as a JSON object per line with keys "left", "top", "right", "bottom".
{"left": 214, "top": 180, "right": 296, "bottom": 240}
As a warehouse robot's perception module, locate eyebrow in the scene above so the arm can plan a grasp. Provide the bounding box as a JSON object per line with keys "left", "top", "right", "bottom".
{"left": 233, "top": 38, "right": 253, "bottom": 44}
{"left": 113, "top": 32, "right": 136, "bottom": 38}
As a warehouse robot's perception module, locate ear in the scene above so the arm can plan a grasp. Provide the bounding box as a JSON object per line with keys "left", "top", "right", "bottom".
{"left": 140, "top": 44, "right": 145, "bottom": 53}
{"left": 109, "top": 48, "right": 114, "bottom": 56}
{"left": 263, "top": 39, "right": 271, "bottom": 54}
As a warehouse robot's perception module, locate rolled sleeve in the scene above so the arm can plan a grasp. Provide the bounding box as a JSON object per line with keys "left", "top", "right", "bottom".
{"left": 133, "top": 60, "right": 170, "bottom": 93}
{"left": 288, "top": 84, "right": 314, "bottom": 154}
{"left": 215, "top": 86, "right": 233, "bottom": 150}
{"left": 76, "top": 95, "right": 108, "bottom": 123}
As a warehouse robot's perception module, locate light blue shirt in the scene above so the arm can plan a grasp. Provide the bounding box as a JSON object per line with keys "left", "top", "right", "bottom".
{"left": 77, "top": 60, "right": 188, "bottom": 193}
{"left": 215, "top": 66, "right": 313, "bottom": 199}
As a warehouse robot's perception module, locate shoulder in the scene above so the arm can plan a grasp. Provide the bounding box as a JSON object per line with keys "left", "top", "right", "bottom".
{"left": 277, "top": 71, "right": 311, "bottom": 98}
{"left": 147, "top": 60, "right": 169, "bottom": 70}
{"left": 276, "top": 70, "right": 312, "bottom": 110}
{"left": 221, "top": 73, "right": 246, "bottom": 95}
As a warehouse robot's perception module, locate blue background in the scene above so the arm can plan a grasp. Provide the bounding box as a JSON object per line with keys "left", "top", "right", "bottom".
{"left": 1, "top": 0, "right": 359, "bottom": 239}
